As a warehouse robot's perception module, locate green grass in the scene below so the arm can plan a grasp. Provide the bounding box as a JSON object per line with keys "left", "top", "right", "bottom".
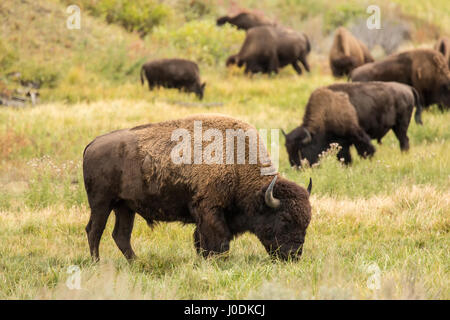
{"left": 0, "top": 0, "right": 449, "bottom": 300}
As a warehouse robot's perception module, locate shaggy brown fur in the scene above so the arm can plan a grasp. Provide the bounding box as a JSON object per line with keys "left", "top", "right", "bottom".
{"left": 329, "top": 27, "right": 374, "bottom": 77}
{"left": 83, "top": 114, "right": 312, "bottom": 262}
{"left": 350, "top": 49, "right": 450, "bottom": 108}
{"left": 284, "top": 88, "right": 375, "bottom": 166}
{"left": 140, "top": 59, "right": 206, "bottom": 100}
{"left": 435, "top": 36, "right": 450, "bottom": 68}
{"left": 216, "top": 11, "right": 274, "bottom": 30}
{"left": 226, "top": 26, "right": 311, "bottom": 75}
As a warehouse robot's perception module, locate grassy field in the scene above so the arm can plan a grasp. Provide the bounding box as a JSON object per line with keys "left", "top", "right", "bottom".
{"left": 0, "top": 0, "right": 449, "bottom": 299}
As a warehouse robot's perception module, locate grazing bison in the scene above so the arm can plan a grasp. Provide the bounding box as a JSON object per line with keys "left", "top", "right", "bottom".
{"left": 216, "top": 11, "right": 274, "bottom": 30}
{"left": 435, "top": 36, "right": 450, "bottom": 68}
{"left": 226, "top": 26, "right": 311, "bottom": 75}
{"left": 329, "top": 27, "right": 374, "bottom": 77}
{"left": 350, "top": 49, "right": 450, "bottom": 109}
{"left": 140, "top": 59, "right": 206, "bottom": 100}
{"left": 326, "top": 82, "right": 422, "bottom": 152}
{"left": 83, "top": 114, "right": 312, "bottom": 262}
{"left": 283, "top": 88, "right": 375, "bottom": 166}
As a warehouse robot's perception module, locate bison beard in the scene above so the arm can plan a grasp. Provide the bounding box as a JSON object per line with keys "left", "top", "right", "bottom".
{"left": 83, "top": 115, "right": 312, "bottom": 262}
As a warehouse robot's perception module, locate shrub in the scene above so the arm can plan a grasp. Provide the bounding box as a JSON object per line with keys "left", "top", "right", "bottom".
{"left": 76, "top": 0, "right": 173, "bottom": 37}
{"left": 150, "top": 20, "right": 245, "bottom": 66}
{"left": 0, "top": 39, "right": 17, "bottom": 71}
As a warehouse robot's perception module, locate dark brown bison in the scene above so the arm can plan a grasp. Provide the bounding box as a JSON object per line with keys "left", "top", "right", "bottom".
{"left": 329, "top": 27, "right": 374, "bottom": 77}
{"left": 140, "top": 59, "right": 206, "bottom": 100}
{"left": 326, "top": 82, "right": 421, "bottom": 152}
{"left": 435, "top": 36, "right": 450, "bottom": 68}
{"left": 350, "top": 49, "right": 450, "bottom": 109}
{"left": 283, "top": 88, "right": 375, "bottom": 166}
{"left": 216, "top": 11, "right": 274, "bottom": 30}
{"left": 226, "top": 26, "right": 310, "bottom": 75}
{"left": 83, "top": 114, "right": 312, "bottom": 262}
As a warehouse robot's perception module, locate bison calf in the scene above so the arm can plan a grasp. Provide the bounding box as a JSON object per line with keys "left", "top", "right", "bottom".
{"left": 83, "top": 114, "right": 312, "bottom": 262}
{"left": 283, "top": 88, "right": 376, "bottom": 166}
{"left": 329, "top": 27, "right": 374, "bottom": 77}
{"left": 140, "top": 59, "right": 206, "bottom": 100}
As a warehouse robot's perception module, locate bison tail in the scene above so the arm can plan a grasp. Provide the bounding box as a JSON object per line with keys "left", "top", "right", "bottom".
{"left": 305, "top": 34, "right": 311, "bottom": 54}
{"left": 411, "top": 87, "right": 423, "bottom": 125}
{"left": 140, "top": 66, "right": 145, "bottom": 86}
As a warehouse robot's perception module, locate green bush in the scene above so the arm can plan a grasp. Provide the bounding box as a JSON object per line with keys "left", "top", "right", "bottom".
{"left": 18, "top": 61, "right": 61, "bottom": 88}
{"left": 76, "top": 0, "right": 173, "bottom": 36}
{"left": 0, "top": 40, "right": 17, "bottom": 72}
{"left": 323, "top": 3, "right": 366, "bottom": 32}
{"left": 150, "top": 20, "right": 245, "bottom": 65}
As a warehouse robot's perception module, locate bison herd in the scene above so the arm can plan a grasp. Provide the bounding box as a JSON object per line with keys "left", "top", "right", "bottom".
{"left": 89, "top": 10, "right": 449, "bottom": 262}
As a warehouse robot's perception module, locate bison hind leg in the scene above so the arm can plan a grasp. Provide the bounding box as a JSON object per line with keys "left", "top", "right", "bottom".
{"left": 86, "top": 200, "right": 113, "bottom": 262}
{"left": 112, "top": 202, "right": 137, "bottom": 261}
{"left": 392, "top": 124, "right": 410, "bottom": 152}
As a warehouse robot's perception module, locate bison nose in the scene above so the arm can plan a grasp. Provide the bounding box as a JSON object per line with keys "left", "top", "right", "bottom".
{"left": 271, "top": 244, "right": 303, "bottom": 261}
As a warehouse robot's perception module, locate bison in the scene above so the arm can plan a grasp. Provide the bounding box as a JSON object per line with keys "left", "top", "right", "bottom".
{"left": 327, "top": 81, "right": 422, "bottom": 151}
{"left": 83, "top": 114, "right": 312, "bottom": 262}
{"left": 226, "top": 26, "right": 311, "bottom": 75}
{"left": 329, "top": 27, "right": 374, "bottom": 77}
{"left": 350, "top": 49, "right": 450, "bottom": 109}
{"left": 435, "top": 36, "right": 450, "bottom": 68}
{"left": 283, "top": 88, "right": 376, "bottom": 166}
{"left": 140, "top": 59, "right": 206, "bottom": 100}
{"left": 216, "top": 11, "right": 274, "bottom": 30}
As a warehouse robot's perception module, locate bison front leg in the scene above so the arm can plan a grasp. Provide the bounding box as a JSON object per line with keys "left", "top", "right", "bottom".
{"left": 191, "top": 205, "right": 232, "bottom": 258}
{"left": 337, "top": 143, "right": 352, "bottom": 164}
{"left": 352, "top": 128, "right": 376, "bottom": 159}
{"left": 292, "top": 61, "right": 303, "bottom": 75}
{"left": 299, "top": 56, "right": 310, "bottom": 72}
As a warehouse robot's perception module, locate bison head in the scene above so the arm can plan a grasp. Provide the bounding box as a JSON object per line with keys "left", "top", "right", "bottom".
{"left": 196, "top": 82, "right": 206, "bottom": 100}
{"left": 253, "top": 176, "right": 312, "bottom": 260}
{"left": 283, "top": 126, "right": 325, "bottom": 167}
{"left": 438, "top": 81, "right": 450, "bottom": 108}
{"left": 216, "top": 16, "right": 229, "bottom": 26}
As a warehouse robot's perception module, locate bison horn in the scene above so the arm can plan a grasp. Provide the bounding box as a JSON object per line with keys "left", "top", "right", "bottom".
{"left": 302, "top": 128, "right": 312, "bottom": 144}
{"left": 265, "top": 176, "right": 281, "bottom": 209}
{"left": 307, "top": 178, "right": 312, "bottom": 195}
{"left": 281, "top": 129, "right": 287, "bottom": 138}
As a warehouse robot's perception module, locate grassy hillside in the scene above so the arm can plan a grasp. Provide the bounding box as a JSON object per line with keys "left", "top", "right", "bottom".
{"left": 0, "top": 0, "right": 449, "bottom": 299}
